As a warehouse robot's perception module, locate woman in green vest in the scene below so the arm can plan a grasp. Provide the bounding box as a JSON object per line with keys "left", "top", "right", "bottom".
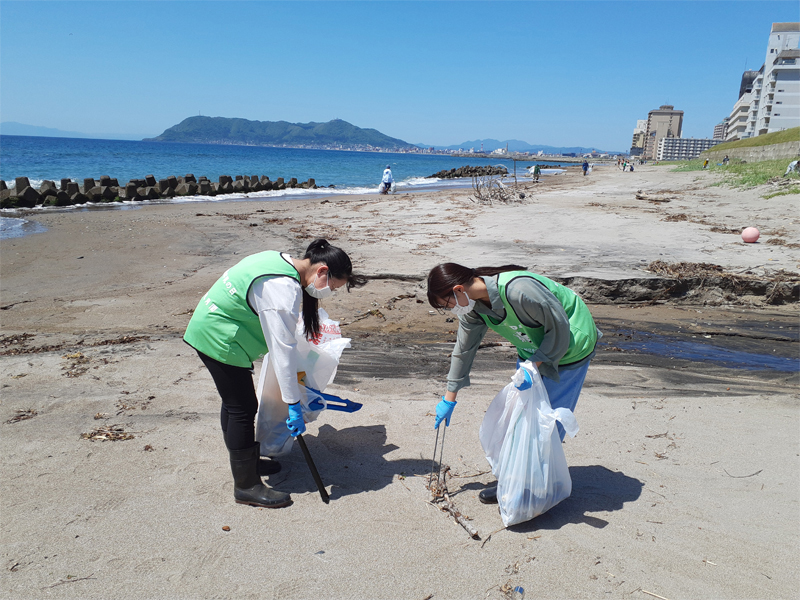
{"left": 426, "top": 262, "right": 600, "bottom": 505}
{"left": 184, "top": 239, "right": 366, "bottom": 509}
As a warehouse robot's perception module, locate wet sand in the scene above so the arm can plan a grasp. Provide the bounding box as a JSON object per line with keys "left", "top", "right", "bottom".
{"left": 1, "top": 165, "right": 798, "bottom": 599}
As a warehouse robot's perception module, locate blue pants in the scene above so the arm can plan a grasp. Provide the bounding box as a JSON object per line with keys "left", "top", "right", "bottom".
{"left": 518, "top": 358, "right": 591, "bottom": 441}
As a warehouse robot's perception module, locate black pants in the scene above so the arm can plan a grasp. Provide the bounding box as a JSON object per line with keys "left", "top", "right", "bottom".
{"left": 197, "top": 351, "right": 258, "bottom": 451}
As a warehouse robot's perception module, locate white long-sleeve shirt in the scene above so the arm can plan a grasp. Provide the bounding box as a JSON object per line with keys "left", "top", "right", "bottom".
{"left": 246, "top": 253, "right": 303, "bottom": 405}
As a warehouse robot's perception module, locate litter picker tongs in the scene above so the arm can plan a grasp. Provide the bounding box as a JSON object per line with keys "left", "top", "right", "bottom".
{"left": 429, "top": 422, "right": 447, "bottom": 493}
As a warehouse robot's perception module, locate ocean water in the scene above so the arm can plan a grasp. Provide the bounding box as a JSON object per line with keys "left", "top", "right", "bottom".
{"left": 0, "top": 135, "right": 570, "bottom": 238}
{"left": 0, "top": 135, "right": 567, "bottom": 195}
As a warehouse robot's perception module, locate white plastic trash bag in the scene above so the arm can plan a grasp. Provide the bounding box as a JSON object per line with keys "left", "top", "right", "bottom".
{"left": 479, "top": 361, "right": 579, "bottom": 527}
{"left": 255, "top": 309, "right": 351, "bottom": 457}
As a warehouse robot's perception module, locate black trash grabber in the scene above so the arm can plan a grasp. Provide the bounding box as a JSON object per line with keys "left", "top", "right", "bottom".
{"left": 296, "top": 433, "right": 330, "bottom": 504}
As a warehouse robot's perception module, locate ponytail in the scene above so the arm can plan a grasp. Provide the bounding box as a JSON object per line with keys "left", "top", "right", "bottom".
{"left": 300, "top": 239, "right": 367, "bottom": 339}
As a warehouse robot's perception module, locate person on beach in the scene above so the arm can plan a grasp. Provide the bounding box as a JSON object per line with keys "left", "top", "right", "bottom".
{"left": 533, "top": 164, "right": 541, "bottom": 182}
{"left": 582, "top": 160, "right": 589, "bottom": 176}
{"left": 380, "top": 164, "right": 393, "bottom": 194}
{"left": 723, "top": 155, "right": 730, "bottom": 165}
{"left": 703, "top": 158, "right": 709, "bottom": 169}
{"left": 426, "top": 262, "right": 600, "bottom": 505}
{"left": 184, "top": 239, "right": 367, "bottom": 509}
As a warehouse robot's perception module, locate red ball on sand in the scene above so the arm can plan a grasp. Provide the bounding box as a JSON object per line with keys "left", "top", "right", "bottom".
{"left": 741, "top": 227, "right": 760, "bottom": 243}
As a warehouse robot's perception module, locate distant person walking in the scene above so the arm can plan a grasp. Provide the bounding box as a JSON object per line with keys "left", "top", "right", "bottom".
{"left": 582, "top": 160, "right": 589, "bottom": 176}
{"left": 533, "top": 164, "right": 541, "bottom": 182}
{"left": 380, "top": 165, "right": 393, "bottom": 194}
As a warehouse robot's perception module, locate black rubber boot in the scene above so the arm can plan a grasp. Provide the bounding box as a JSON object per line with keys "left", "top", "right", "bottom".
{"left": 229, "top": 444, "right": 291, "bottom": 508}
{"left": 223, "top": 430, "right": 281, "bottom": 477}
{"left": 479, "top": 484, "right": 498, "bottom": 505}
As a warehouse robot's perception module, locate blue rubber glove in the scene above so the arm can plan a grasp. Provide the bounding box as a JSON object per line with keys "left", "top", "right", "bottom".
{"left": 286, "top": 402, "right": 306, "bottom": 437}
{"left": 434, "top": 396, "right": 457, "bottom": 429}
{"left": 515, "top": 368, "right": 533, "bottom": 391}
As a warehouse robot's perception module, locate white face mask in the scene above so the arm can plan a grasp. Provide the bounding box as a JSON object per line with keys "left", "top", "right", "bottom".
{"left": 450, "top": 290, "right": 475, "bottom": 316}
{"left": 305, "top": 271, "right": 334, "bottom": 299}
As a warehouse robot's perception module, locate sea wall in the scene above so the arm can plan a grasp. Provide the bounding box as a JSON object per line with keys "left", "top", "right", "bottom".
{"left": 701, "top": 141, "right": 800, "bottom": 163}
{"left": 0, "top": 173, "right": 323, "bottom": 209}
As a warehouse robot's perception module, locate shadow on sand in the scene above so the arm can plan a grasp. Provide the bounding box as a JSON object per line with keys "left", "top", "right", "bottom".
{"left": 265, "top": 423, "right": 431, "bottom": 501}
{"left": 507, "top": 465, "right": 643, "bottom": 533}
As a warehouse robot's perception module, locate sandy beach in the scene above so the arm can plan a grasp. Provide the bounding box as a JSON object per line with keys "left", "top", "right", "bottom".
{"left": 1, "top": 164, "right": 798, "bottom": 599}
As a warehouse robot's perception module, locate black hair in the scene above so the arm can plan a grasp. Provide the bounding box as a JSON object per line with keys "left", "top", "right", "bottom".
{"left": 301, "top": 239, "right": 368, "bottom": 339}
{"left": 426, "top": 262, "right": 526, "bottom": 309}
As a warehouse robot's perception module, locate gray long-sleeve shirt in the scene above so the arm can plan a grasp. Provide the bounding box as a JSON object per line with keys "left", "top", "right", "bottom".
{"left": 446, "top": 275, "right": 597, "bottom": 392}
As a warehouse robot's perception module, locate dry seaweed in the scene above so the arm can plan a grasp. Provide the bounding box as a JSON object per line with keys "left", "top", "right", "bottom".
{"left": 80, "top": 424, "right": 135, "bottom": 441}
{"left": 5, "top": 409, "right": 38, "bottom": 424}
{"left": 0, "top": 334, "right": 150, "bottom": 357}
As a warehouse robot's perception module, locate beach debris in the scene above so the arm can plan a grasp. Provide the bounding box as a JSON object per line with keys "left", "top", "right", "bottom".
{"left": 640, "top": 590, "right": 671, "bottom": 600}
{"left": 470, "top": 174, "right": 521, "bottom": 205}
{"left": 345, "top": 308, "right": 385, "bottom": 324}
{"left": 80, "top": 424, "right": 134, "bottom": 442}
{"left": 5, "top": 408, "right": 38, "bottom": 424}
{"left": 425, "top": 465, "right": 480, "bottom": 540}
{"left": 723, "top": 468, "right": 763, "bottom": 478}
{"left": 222, "top": 526, "right": 231, "bottom": 532}
{"left": 94, "top": 412, "right": 109, "bottom": 420}
{"left": 741, "top": 227, "right": 760, "bottom": 243}
{"left": 635, "top": 192, "right": 673, "bottom": 203}
{"left": 0, "top": 334, "right": 150, "bottom": 357}
{"left": 61, "top": 352, "right": 90, "bottom": 378}
{"left": 0, "top": 332, "right": 35, "bottom": 347}
{"left": 42, "top": 573, "right": 96, "bottom": 589}
{"left": 144, "top": 444, "right": 154, "bottom": 452}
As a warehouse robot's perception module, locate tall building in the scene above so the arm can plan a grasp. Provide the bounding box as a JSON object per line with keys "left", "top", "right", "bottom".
{"left": 644, "top": 105, "right": 684, "bottom": 159}
{"left": 713, "top": 118, "right": 728, "bottom": 140}
{"left": 726, "top": 23, "right": 800, "bottom": 141}
{"left": 630, "top": 119, "right": 647, "bottom": 155}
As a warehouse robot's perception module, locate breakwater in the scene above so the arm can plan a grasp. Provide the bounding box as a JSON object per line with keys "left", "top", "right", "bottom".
{"left": 0, "top": 173, "right": 324, "bottom": 209}
{"left": 427, "top": 165, "right": 508, "bottom": 179}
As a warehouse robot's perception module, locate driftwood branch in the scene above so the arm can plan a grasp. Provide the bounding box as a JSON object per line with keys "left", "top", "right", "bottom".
{"left": 426, "top": 467, "right": 480, "bottom": 540}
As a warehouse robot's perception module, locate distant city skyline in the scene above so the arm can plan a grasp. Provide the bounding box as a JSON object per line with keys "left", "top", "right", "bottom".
{"left": 1, "top": 1, "right": 797, "bottom": 150}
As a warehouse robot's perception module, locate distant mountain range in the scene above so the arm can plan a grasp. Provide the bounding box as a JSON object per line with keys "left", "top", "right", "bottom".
{"left": 425, "top": 138, "right": 621, "bottom": 155}
{"left": 2, "top": 119, "right": 620, "bottom": 154}
{"left": 145, "top": 116, "right": 415, "bottom": 150}
{"left": 0, "top": 121, "right": 152, "bottom": 141}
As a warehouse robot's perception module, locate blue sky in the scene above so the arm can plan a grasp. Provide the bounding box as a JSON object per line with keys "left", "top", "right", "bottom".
{"left": 1, "top": 1, "right": 797, "bottom": 150}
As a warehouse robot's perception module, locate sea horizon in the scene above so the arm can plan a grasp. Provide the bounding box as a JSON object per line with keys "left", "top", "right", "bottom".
{"left": 0, "top": 134, "right": 572, "bottom": 205}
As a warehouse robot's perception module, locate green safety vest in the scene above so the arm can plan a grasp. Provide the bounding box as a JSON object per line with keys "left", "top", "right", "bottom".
{"left": 184, "top": 251, "right": 300, "bottom": 367}
{"left": 480, "top": 271, "right": 597, "bottom": 365}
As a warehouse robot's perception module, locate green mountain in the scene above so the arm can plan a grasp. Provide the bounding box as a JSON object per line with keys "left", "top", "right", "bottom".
{"left": 145, "top": 116, "right": 415, "bottom": 150}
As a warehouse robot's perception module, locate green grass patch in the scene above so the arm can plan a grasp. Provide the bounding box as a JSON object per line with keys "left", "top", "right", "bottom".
{"left": 707, "top": 127, "right": 800, "bottom": 152}
{"left": 762, "top": 186, "right": 800, "bottom": 199}
{"left": 670, "top": 160, "right": 704, "bottom": 172}
{"left": 672, "top": 158, "right": 798, "bottom": 188}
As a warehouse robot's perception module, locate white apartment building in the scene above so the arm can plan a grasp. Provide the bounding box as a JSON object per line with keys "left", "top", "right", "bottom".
{"left": 657, "top": 137, "right": 722, "bottom": 161}
{"left": 713, "top": 118, "right": 728, "bottom": 140}
{"left": 726, "top": 23, "right": 800, "bottom": 141}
